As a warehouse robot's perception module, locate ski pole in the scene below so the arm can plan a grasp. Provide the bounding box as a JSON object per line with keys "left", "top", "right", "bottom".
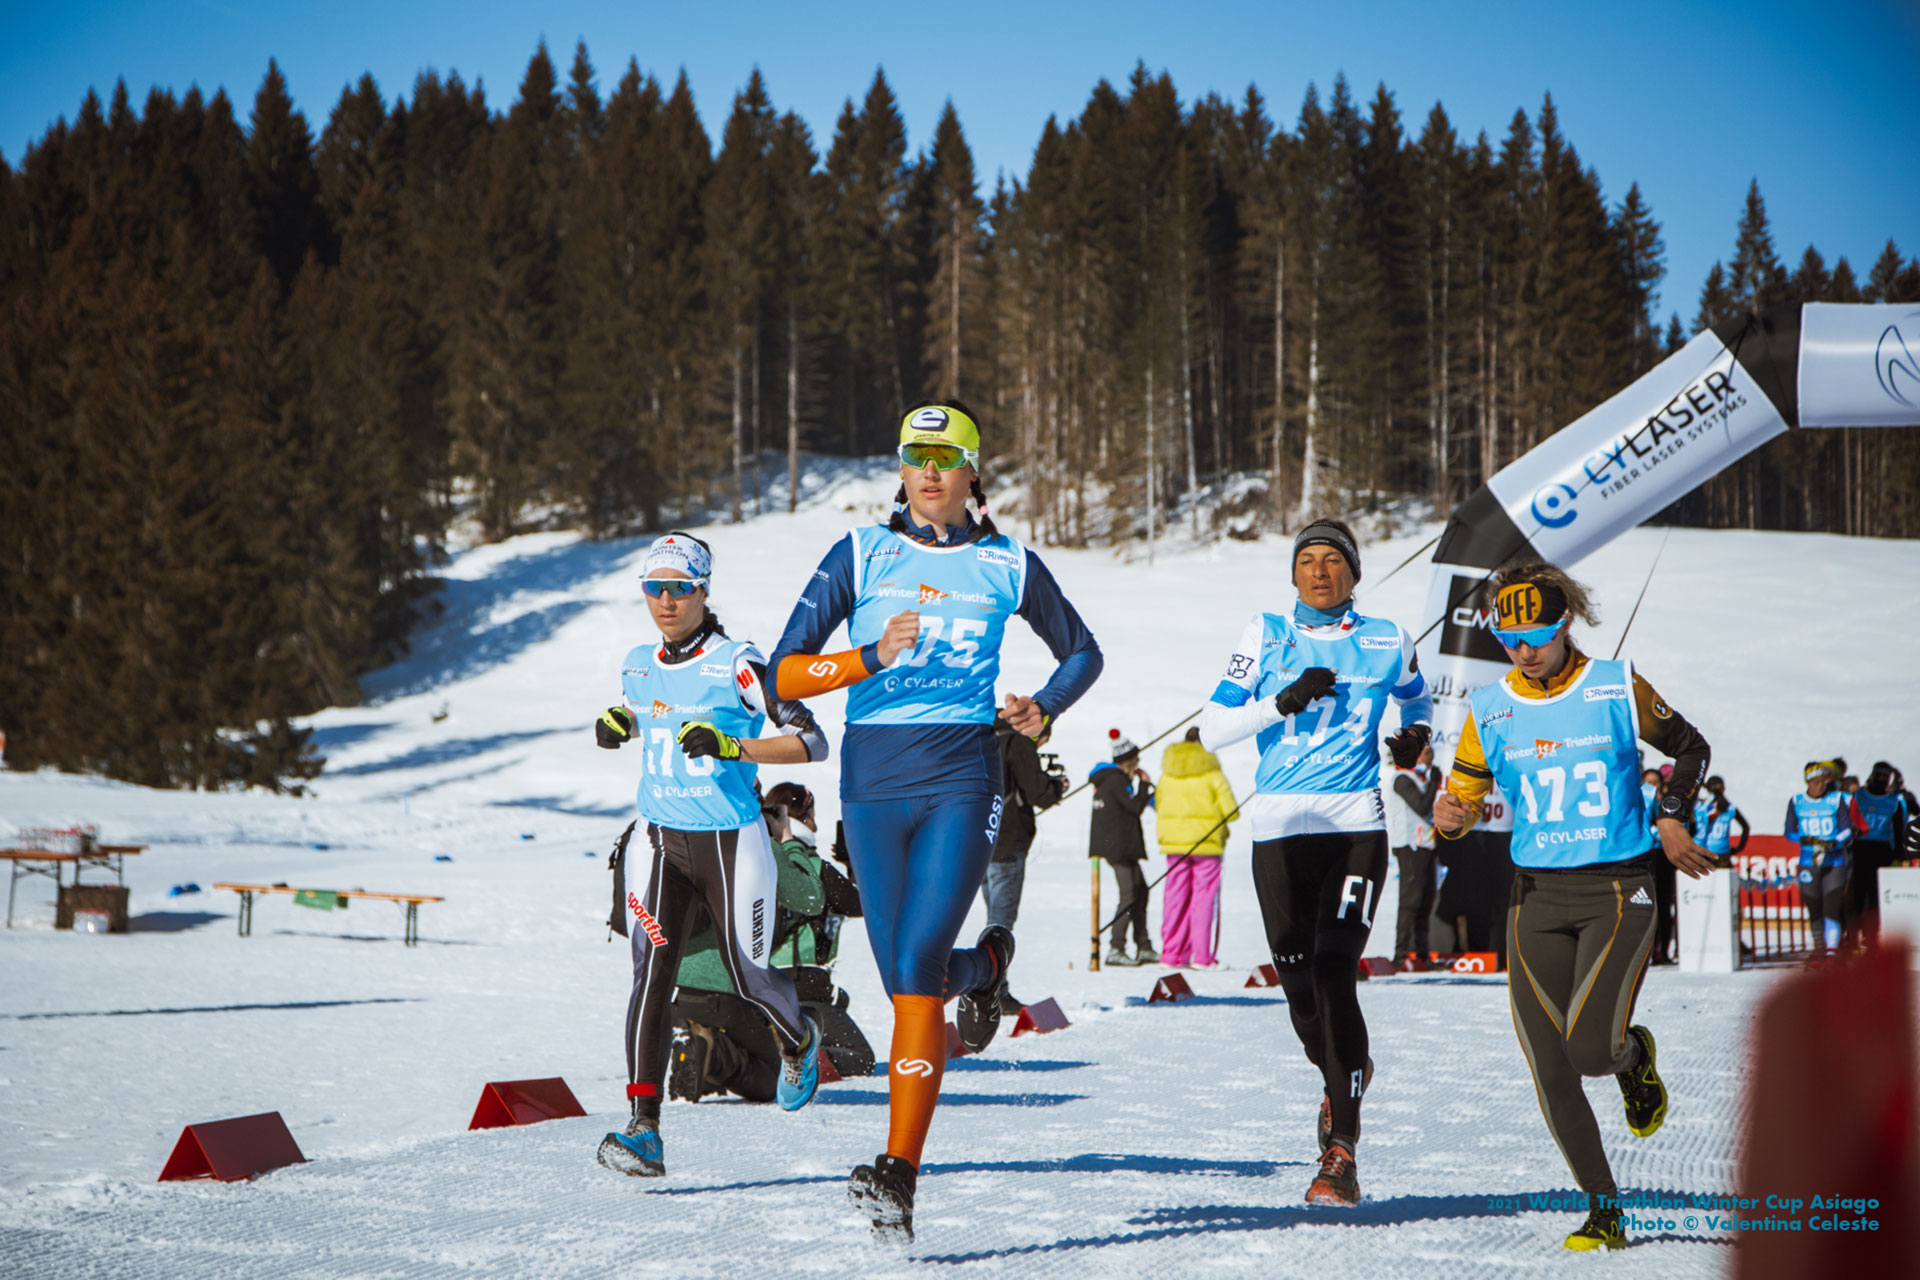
{"left": 1090, "top": 810, "right": 1232, "bottom": 943}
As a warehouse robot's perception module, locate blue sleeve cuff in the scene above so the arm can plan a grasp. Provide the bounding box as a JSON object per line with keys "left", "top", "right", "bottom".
{"left": 858, "top": 642, "right": 882, "bottom": 674}
{"left": 1211, "top": 680, "right": 1251, "bottom": 708}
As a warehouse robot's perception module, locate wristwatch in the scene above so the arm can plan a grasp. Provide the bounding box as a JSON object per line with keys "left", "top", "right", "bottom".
{"left": 1654, "top": 792, "right": 1689, "bottom": 822}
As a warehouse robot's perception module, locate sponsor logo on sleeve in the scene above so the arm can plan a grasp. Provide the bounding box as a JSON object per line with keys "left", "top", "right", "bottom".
{"left": 1226, "top": 654, "right": 1254, "bottom": 680}
{"left": 807, "top": 659, "right": 838, "bottom": 678}
{"left": 1584, "top": 684, "right": 1629, "bottom": 701}
{"left": 1652, "top": 698, "right": 1673, "bottom": 719}
{"left": 736, "top": 668, "right": 755, "bottom": 690}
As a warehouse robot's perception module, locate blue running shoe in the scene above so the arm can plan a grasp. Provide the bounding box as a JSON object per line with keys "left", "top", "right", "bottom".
{"left": 777, "top": 1013, "right": 822, "bottom": 1111}
{"left": 596, "top": 1116, "right": 664, "bottom": 1177}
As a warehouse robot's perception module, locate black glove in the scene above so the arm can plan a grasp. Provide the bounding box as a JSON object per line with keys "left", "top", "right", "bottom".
{"left": 595, "top": 706, "right": 634, "bottom": 749}
{"left": 1274, "top": 667, "right": 1337, "bottom": 718}
{"left": 1386, "top": 723, "right": 1431, "bottom": 769}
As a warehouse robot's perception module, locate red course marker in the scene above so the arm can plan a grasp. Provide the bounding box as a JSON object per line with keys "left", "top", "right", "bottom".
{"left": 1245, "top": 963, "right": 1281, "bottom": 988}
{"left": 158, "top": 1112, "right": 306, "bottom": 1183}
{"left": 468, "top": 1077, "right": 587, "bottom": 1130}
{"left": 1148, "top": 973, "right": 1195, "bottom": 1004}
{"left": 1010, "top": 997, "right": 1071, "bottom": 1036}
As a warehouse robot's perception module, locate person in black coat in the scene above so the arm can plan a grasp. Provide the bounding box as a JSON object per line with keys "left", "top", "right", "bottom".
{"left": 981, "top": 716, "right": 1066, "bottom": 1010}
{"left": 1090, "top": 728, "right": 1156, "bottom": 966}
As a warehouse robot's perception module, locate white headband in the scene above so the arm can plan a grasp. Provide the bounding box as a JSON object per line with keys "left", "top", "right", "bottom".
{"left": 642, "top": 532, "right": 711, "bottom": 582}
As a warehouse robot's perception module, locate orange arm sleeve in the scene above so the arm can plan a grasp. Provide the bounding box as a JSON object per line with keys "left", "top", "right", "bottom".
{"left": 772, "top": 646, "right": 880, "bottom": 700}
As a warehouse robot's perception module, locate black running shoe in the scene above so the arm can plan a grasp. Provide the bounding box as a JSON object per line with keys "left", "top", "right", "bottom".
{"left": 956, "top": 925, "right": 1014, "bottom": 1054}
{"left": 1564, "top": 1198, "right": 1626, "bottom": 1251}
{"left": 848, "top": 1154, "right": 917, "bottom": 1242}
{"left": 1616, "top": 1024, "right": 1667, "bottom": 1137}
{"left": 667, "top": 1025, "right": 710, "bottom": 1103}
{"left": 1318, "top": 1055, "right": 1374, "bottom": 1154}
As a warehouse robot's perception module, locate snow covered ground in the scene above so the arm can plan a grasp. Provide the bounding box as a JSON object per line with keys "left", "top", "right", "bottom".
{"left": 3, "top": 459, "right": 1915, "bottom": 1278}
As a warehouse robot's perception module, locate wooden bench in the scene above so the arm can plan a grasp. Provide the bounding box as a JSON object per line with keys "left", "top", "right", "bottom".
{"left": 2, "top": 846, "right": 143, "bottom": 928}
{"left": 212, "top": 882, "right": 445, "bottom": 947}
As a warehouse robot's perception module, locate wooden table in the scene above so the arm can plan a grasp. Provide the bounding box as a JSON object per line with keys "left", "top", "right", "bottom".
{"left": 212, "top": 882, "right": 446, "bottom": 946}
{"left": 1, "top": 846, "right": 143, "bottom": 928}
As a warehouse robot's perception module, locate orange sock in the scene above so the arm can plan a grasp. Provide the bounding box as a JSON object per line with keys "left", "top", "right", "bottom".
{"left": 884, "top": 994, "right": 947, "bottom": 1166}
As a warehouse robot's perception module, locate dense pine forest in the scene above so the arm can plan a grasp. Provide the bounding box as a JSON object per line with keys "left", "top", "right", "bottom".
{"left": 4, "top": 43, "right": 1917, "bottom": 790}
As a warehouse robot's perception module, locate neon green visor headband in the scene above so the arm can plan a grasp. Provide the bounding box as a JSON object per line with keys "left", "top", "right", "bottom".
{"left": 899, "top": 404, "right": 980, "bottom": 456}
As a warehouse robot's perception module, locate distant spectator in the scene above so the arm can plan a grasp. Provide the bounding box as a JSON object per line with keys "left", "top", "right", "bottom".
{"left": 1847, "top": 762, "right": 1910, "bottom": 947}
{"left": 1648, "top": 763, "right": 1679, "bottom": 965}
{"left": 1090, "top": 729, "right": 1156, "bottom": 967}
{"left": 1386, "top": 745, "right": 1439, "bottom": 969}
{"left": 1693, "top": 775, "right": 1750, "bottom": 861}
{"left": 1156, "top": 727, "right": 1238, "bottom": 969}
{"left": 981, "top": 716, "right": 1067, "bottom": 1011}
{"left": 1787, "top": 760, "right": 1856, "bottom": 958}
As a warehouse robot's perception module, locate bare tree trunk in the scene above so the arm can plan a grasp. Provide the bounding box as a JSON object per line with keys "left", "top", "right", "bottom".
{"left": 1298, "top": 288, "right": 1320, "bottom": 524}
{"left": 730, "top": 350, "right": 744, "bottom": 523}
{"left": 1180, "top": 258, "right": 1199, "bottom": 537}
{"left": 787, "top": 301, "right": 800, "bottom": 513}
{"left": 750, "top": 315, "right": 762, "bottom": 515}
{"left": 1437, "top": 206, "right": 1452, "bottom": 514}
{"left": 950, "top": 210, "right": 962, "bottom": 396}
{"left": 1271, "top": 238, "right": 1287, "bottom": 515}
{"left": 1146, "top": 360, "right": 1157, "bottom": 564}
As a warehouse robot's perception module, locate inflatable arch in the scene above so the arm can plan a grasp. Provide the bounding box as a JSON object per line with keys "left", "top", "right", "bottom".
{"left": 1414, "top": 301, "right": 1920, "bottom": 766}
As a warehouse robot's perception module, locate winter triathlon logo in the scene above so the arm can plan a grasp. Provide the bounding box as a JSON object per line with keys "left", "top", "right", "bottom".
{"left": 650, "top": 700, "right": 673, "bottom": 718}
{"left": 1534, "top": 739, "right": 1563, "bottom": 759}
{"left": 918, "top": 583, "right": 950, "bottom": 604}
{"left": 1877, "top": 316, "right": 1920, "bottom": 407}
{"left": 1530, "top": 481, "right": 1579, "bottom": 529}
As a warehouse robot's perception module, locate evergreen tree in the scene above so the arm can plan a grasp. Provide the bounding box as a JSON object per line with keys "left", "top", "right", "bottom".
{"left": 921, "top": 101, "right": 987, "bottom": 400}
{"left": 1727, "top": 179, "right": 1785, "bottom": 315}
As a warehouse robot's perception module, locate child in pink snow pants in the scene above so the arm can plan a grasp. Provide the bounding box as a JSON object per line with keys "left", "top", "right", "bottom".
{"left": 1157, "top": 728, "right": 1239, "bottom": 966}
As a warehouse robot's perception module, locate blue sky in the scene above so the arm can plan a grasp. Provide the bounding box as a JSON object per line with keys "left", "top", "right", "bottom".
{"left": 5, "top": 0, "right": 1915, "bottom": 319}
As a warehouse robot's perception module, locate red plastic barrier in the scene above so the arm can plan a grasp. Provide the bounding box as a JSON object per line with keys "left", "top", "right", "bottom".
{"left": 817, "top": 1048, "right": 843, "bottom": 1083}
{"left": 158, "top": 1111, "right": 306, "bottom": 1182}
{"left": 1358, "top": 955, "right": 1398, "bottom": 977}
{"left": 468, "top": 1077, "right": 587, "bottom": 1130}
{"left": 1148, "top": 973, "right": 1195, "bottom": 1004}
{"left": 1735, "top": 942, "right": 1918, "bottom": 1278}
{"left": 944, "top": 1020, "right": 968, "bottom": 1059}
{"left": 1245, "top": 963, "right": 1281, "bottom": 988}
{"left": 1735, "top": 835, "right": 1816, "bottom": 963}
{"left": 1011, "top": 997, "right": 1071, "bottom": 1036}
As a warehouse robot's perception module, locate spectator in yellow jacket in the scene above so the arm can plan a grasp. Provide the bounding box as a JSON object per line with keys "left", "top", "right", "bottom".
{"left": 1158, "top": 728, "right": 1239, "bottom": 967}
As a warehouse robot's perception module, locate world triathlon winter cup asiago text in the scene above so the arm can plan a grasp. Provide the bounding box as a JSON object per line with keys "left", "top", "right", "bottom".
{"left": 1480, "top": 1192, "right": 1883, "bottom": 1234}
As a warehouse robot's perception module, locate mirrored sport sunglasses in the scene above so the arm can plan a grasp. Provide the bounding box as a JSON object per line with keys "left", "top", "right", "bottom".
{"left": 897, "top": 441, "right": 978, "bottom": 471}
{"left": 641, "top": 576, "right": 709, "bottom": 599}
{"left": 1494, "top": 618, "right": 1566, "bottom": 650}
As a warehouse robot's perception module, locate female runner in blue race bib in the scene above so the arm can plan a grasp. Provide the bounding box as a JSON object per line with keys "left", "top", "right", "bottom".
{"left": 591, "top": 532, "right": 830, "bottom": 1180}
{"left": 1432, "top": 562, "right": 1716, "bottom": 1252}
{"left": 768, "top": 402, "right": 1102, "bottom": 1241}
